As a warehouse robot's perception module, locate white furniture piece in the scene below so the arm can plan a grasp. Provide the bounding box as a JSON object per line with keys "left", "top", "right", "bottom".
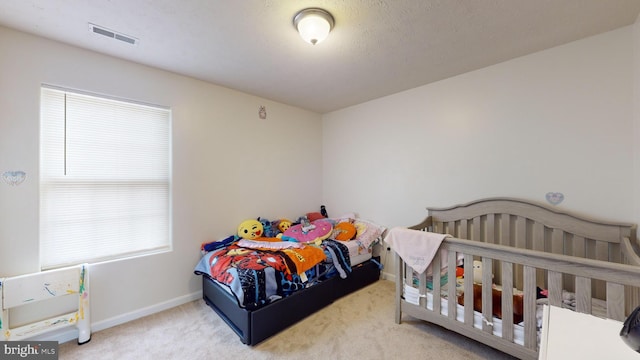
{"left": 539, "top": 305, "right": 638, "bottom": 359}
{"left": 0, "top": 263, "right": 90, "bottom": 344}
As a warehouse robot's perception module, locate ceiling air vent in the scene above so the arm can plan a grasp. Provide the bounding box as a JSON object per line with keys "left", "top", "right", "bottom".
{"left": 88, "top": 23, "right": 138, "bottom": 45}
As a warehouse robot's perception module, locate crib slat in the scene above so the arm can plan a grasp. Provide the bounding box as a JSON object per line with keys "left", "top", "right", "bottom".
{"left": 548, "top": 271, "right": 563, "bottom": 307}
{"left": 447, "top": 251, "right": 457, "bottom": 320}
{"left": 481, "top": 257, "right": 493, "bottom": 333}
{"left": 595, "top": 240, "right": 608, "bottom": 262}
{"left": 516, "top": 216, "right": 527, "bottom": 249}
{"left": 395, "top": 252, "right": 403, "bottom": 323}
{"left": 450, "top": 219, "right": 459, "bottom": 234}
{"left": 532, "top": 223, "right": 544, "bottom": 252}
{"left": 486, "top": 214, "right": 496, "bottom": 244}
{"left": 432, "top": 251, "right": 441, "bottom": 315}
{"left": 441, "top": 221, "right": 449, "bottom": 236}
{"left": 593, "top": 240, "right": 609, "bottom": 300}
{"left": 607, "top": 282, "right": 624, "bottom": 321}
{"left": 575, "top": 276, "right": 592, "bottom": 314}
{"left": 561, "top": 232, "right": 575, "bottom": 293}
{"left": 551, "top": 228, "right": 564, "bottom": 255}
{"left": 500, "top": 214, "right": 510, "bottom": 247}
{"left": 472, "top": 217, "right": 481, "bottom": 242}
{"left": 572, "top": 235, "right": 586, "bottom": 258}
{"left": 523, "top": 266, "right": 537, "bottom": 350}
{"left": 459, "top": 219, "right": 467, "bottom": 239}
{"left": 501, "top": 261, "right": 514, "bottom": 342}
{"left": 418, "top": 268, "right": 427, "bottom": 308}
{"left": 455, "top": 220, "right": 462, "bottom": 236}
{"left": 463, "top": 254, "right": 474, "bottom": 326}
{"left": 427, "top": 219, "right": 443, "bottom": 234}
{"left": 403, "top": 263, "right": 411, "bottom": 289}
{"left": 609, "top": 242, "right": 621, "bottom": 264}
{"left": 514, "top": 216, "right": 526, "bottom": 290}
{"left": 533, "top": 223, "right": 545, "bottom": 288}
{"left": 486, "top": 214, "right": 501, "bottom": 284}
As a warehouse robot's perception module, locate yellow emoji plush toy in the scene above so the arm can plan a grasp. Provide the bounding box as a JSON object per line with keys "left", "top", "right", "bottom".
{"left": 277, "top": 219, "right": 293, "bottom": 233}
{"left": 237, "top": 219, "right": 264, "bottom": 240}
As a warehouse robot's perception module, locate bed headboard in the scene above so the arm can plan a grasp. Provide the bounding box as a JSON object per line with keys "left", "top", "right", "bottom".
{"left": 410, "top": 197, "right": 640, "bottom": 306}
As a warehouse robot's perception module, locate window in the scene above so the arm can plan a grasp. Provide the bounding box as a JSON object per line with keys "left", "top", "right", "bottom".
{"left": 40, "top": 86, "right": 171, "bottom": 270}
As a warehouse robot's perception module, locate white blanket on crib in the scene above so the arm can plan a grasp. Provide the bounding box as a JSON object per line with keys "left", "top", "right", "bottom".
{"left": 385, "top": 227, "right": 451, "bottom": 274}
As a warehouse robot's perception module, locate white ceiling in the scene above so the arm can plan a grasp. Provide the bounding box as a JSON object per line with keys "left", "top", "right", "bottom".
{"left": 1, "top": 0, "right": 640, "bottom": 114}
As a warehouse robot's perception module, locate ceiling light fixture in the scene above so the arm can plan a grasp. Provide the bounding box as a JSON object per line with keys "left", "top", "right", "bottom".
{"left": 293, "top": 8, "right": 334, "bottom": 45}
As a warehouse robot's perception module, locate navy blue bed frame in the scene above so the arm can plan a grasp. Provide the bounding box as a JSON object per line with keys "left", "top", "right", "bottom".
{"left": 201, "top": 257, "right": 381, "bottom": 345}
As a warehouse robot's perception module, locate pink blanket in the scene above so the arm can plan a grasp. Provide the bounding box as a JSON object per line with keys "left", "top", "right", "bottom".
{"left": 384, "top": 227, "right": 451, "bottom": 274}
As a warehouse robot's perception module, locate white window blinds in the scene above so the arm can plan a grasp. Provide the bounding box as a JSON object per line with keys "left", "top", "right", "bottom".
{"left": 40, "top": 86, "right": 171, "bottom": 270}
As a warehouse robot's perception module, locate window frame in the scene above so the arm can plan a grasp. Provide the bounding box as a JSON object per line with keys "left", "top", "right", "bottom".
{"left": 39, "top": 85, "right": 172, "bottom": 270}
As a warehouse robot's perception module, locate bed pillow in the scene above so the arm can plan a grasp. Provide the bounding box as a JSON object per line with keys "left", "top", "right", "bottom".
{"left": 332, "top": 222, "right": 357, "bottom": 241}
{"left": 330, "top": 213, "right": 357, "bottom": 224}
{"left": 306, "top": 212, "right": 325, "bottom": 222}
{"left": 353, "top": 219, "right": 386, "bottom": 249}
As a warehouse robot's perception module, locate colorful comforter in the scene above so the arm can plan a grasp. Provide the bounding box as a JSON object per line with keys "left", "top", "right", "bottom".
{"left": 194, "top": 239, "right": 351, "bottom": 309}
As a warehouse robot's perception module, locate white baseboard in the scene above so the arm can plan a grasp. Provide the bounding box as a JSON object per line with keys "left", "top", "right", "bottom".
{"left": 31, "top": 291, "right": 202, "bottom": 344}
{"left": 381, "top": 271, "right": 396, "bottom": 282}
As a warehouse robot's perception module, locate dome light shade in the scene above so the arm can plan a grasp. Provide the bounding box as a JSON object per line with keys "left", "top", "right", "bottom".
{"left": 293, "top": 8, "right": 334, "bottom": 45}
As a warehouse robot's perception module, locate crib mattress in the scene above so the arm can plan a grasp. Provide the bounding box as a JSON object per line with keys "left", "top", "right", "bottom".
{"left": 403, "top": 284, "right": 608, "bottom": 347}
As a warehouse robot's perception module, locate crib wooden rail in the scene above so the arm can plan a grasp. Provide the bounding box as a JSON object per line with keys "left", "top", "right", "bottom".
{"left": 0, "top": 263, "right": 90, "bottom": 344}
{"left": 395, "top": 238, "right": 640, "bottom": 360}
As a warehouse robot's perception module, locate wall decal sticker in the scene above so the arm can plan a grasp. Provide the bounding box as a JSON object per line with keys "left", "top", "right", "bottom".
{"left": 545, "top": 192, "right": 564, "bottom": 205}
{"left": 2, "top": 171, "right": 26, "bottom": 186}
{"left": 259, "top": 105, "right": 267, "bottom": 119}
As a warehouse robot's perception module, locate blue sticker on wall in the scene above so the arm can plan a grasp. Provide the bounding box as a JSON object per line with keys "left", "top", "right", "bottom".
{"left": 545, "top": 192, "right": 564, "bottom": 205}
{"left": 2, "top": 170, "right": 26, "bottom": 186}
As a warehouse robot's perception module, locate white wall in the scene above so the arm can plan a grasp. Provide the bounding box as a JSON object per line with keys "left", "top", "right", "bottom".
{"left": 0, "top": 26, "right": 323, "bottom": 330}
{"left": 323, "top": 26, "right": 636, "bottom": 277}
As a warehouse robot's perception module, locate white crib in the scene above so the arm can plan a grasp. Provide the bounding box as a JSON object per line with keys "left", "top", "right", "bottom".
{"left": 0, "top": 263, "right": 90, "bottom": 344}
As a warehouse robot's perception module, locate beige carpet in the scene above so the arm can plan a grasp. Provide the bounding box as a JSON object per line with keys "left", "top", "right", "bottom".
{"left": 59, "top": 279, "right": 516, "bottom": 360}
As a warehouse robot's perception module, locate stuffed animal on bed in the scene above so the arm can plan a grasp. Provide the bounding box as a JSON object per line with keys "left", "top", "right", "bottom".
{"left": 472, "top": 260, "right": 494, "bottom": 284}
{"left": 237, "top": 219, "right": 285, "bottom": 243}
{"left": 258, "top": 217, "right": 279, "bottom": 238}
{"left": 299, "top": 216, "right": 315, "bottom": 232}
{"left": 281, "top": 219, "right": 333, "bottom": 245}
{"left": 276, "top": 219, "right": 293, "bottom": 233}
{"left": 306, "top": 211, "right": 325, "bottom": 222}
{"left": 238, "top": 219, "right": 264, "bottom": 239}
{"left": 473, "top": 260, "right": 483, "bottom": 284}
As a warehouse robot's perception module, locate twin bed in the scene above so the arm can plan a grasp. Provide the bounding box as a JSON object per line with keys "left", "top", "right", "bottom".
{"left": 194, "top": 216, "right": 384, "bottom": 345}
{"left": 391, "top": 197, "right": 640, "bottom": 359}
